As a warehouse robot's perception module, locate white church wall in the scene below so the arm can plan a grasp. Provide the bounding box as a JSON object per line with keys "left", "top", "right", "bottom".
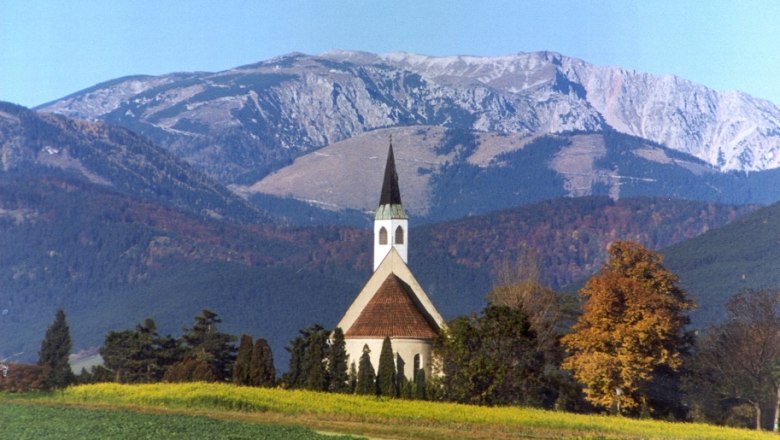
{"left": 345, "top": 337, "right": 434, "bottom": 381}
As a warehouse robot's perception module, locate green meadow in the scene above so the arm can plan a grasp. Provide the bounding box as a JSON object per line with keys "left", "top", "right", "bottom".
{"left": 1, "top": 383, "right": 774, "bottom": 439}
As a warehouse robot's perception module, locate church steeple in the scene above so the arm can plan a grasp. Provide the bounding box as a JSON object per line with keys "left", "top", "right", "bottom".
{"left": 379, "top": 141, "right": 402, "bottom": 206}
{"left": 374, "top": 138, "right": 408, "bottom": 271}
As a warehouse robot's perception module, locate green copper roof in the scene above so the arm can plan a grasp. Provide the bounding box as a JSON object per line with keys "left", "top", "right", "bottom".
{"left": 375, "top": 203, "right": 407, "bottom": 220}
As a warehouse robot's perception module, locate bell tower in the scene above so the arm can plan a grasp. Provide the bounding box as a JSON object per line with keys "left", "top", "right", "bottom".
{"left": 374, "top": 140, "right": 408, "bottom": 271}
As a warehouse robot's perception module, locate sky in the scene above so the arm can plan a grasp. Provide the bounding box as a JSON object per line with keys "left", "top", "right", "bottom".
{"left": 2, "top": 0, "right": 779, "bottom": 108}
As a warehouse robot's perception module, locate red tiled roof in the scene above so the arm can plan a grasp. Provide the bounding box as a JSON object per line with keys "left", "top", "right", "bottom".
{"left": 345, "top": 274, "right": 439, "bottom": 339}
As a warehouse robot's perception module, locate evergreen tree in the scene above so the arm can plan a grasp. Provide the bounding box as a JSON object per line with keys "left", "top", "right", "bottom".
{"left": 414, "top": 368, "right": 427, "bottom": 400}
{"left": 283, "top": 324, "right": 328, "bottom": 390}
{"left": 283, "top": 334, "right": 307, "bottom": 388}
{"left": 100, "top": 318, "right": 180, "bottom": 384}
{"left": 328, "top": 327, "right": 350, "bottom": 393}
{"left": 182, "top": 309, "right": 237, "bottom": 381}
{"left": 377, "top": 337, "right": 397, "bottom": 397}
{"left": 100, "top": 330, "right": 136, "bottom": 383}
{"left": 303, "top": 325, "right": 329, "bottom": 391}
{"left": 356, "top": 344, "right": 376, "bottom": 395}
{"left": 232, "top": 334, "right": 253, "bottom": 385}
{"left": 250, "top": 337, "right": 275, "bottom": 387}
{"left": 348, "top": 362, "right": 358, "bottom": 394}
{"left": 38, "top": 309, "right": 74, "bottom": 388}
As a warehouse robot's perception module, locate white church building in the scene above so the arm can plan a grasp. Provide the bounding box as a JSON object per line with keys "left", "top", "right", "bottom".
{"left": 336, "top": 142, "right": 446, "bottom": 380}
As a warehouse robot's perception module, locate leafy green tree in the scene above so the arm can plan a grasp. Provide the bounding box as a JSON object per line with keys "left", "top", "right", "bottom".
{"left": 561, "top": 241, "right": 694, "bottom": 415}
{"left": 181, "top": 309, "right": 236, "bottom": 381}
{"left": 250, "top": 337, "right": 275, "bottom": 387}
{"left": 232, "top": 334, "right": 253, "bottom": 385}
{"left": 38, "top": 309, "right": 74, "bottom": 388}
{"left": 377, "top": 337, "right": 397, "bottom": 397}
{"left": 435, "top": 305, "right": 544, "bottom": 406}
{"left": 356, "top": 344, "right": 376, "bottom": 395}
{"left": 328, "top": 327, "right": 350, "bottom": 393}
{"left": 164, "top": 358, "right": 217, "bottom": 383}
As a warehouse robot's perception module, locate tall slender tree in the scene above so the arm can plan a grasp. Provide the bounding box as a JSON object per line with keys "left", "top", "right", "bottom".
{"left": 561, "top": 241, "right": 694, "bottom": 414}
{"left": 250, "top": 337, "right": 275, "bottom": 387}
{"left": 377, "top": 337, "right": 397, "bottom": 397}
{"left": 38, "top": 309, "right": 74, "bottom": 389}
{"left": 233, "top": 334, "right": 253, "bottom": 385}
{"left": 356, "top": 344, "right": 376, "bottom": 395}
{"left": 328, "top": 327, "right": 350, "bottom": 393}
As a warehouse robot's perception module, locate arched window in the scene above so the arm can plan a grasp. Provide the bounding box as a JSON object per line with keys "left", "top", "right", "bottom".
{"left": 395, "top": 225, "right": 404, "bottom": 244}
{"left": 413, "top": 353, "right": 421, "bottom": 377}
{"left": 379, "top": 227, "right": 388, "bottom": 245}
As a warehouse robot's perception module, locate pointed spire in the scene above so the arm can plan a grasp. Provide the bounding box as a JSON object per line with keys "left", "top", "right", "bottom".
{"left": 379, "top": 137, "right": 402, "bottom": 206}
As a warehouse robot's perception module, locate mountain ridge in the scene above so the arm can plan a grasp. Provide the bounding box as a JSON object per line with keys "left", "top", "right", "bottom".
{"left": 38, "top": 50, "right": 780, "bottom": 189}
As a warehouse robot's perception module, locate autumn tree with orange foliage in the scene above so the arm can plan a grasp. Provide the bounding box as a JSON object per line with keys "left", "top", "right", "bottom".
{"left": 561, "top": 241, "right": 694, "bottom": 415}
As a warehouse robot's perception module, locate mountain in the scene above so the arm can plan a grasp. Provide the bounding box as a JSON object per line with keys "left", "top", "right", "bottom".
{"left": 0, "top": 102, "right": 264, "bottom": 223}
{"left": 243, "top": 126, "right": 780, "bottom": 222}
{"left": 0, "top": 104, "right": 753, "bottom": 365}
{"left": 664, "top": 201, "right": 780, "bottom": 326}
{"left": 0, "top": 101, "right": 374, "bottom": 364}
{"left": 39, "top": 50, "right": 780, "bottom": 188}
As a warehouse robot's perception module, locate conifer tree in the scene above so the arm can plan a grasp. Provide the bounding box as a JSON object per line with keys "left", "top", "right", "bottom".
{"left": 414, "top": 368, "right": 427, "bottom": 400}
{"left": 182, "top": 309, "right": 237, "bottom": 381}
{"left": 348, "top": 362, "right": 358, "bottom": 394}
{"left": 377, "top": 336, "right": 397, "bottom": 397}
{"left": 38, "top": 308, "right": 74, "bottom": 388}
{"left": 303, "top": 325, "right": 328, "bottom": 391}
{"left": 232, "top": 334, "right": 253, "bottom": 385}
{"left": 250, "top": 337, "right": 275, "bottom": 387}
{"left": 328, "top": 327, "right": 350, "bottom": 393}
{"left": 356, "top": 344, "right": 376, "bottom": 395}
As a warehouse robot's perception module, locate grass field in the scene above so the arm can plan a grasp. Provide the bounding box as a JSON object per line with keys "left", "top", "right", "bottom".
{"left": 1, "top": 382, "right": 773, "bottom": 439}
{"left": 0, "top": 400, "right": 361, "bottom": 440}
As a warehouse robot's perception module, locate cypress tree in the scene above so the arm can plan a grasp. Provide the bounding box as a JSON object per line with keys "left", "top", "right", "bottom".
{"left": 328, "top": 327, "right": 350, "bottom": 393}
{"left": 376, "top": 336, "right": 397, "bottom": 397}
{"left": 348, "top": 361, "right": 358, "bottom": 394}
{"left": 38, "top": 309, "right": 74, "bottom": 388}
{"left": 250, "top": 337, "right": 275, "bottom": 387}
{"left": 414, "top": 368, "right": 427, "bottom": 400}
{"left": 303, "top": 325, "right": 328, "bottom": 391}
{"left": 356, "top": 344, "right": 375, "bottom": 395}
{"left": 232, "top": 334, "right": 253, "bottom": 385}
{"left": 283, "top": 334, "right": 306, "bottom": 388}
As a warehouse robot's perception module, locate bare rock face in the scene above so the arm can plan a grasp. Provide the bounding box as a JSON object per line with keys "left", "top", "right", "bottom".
{"left": 37, "top": 51, "right": 780, "bottom": 189}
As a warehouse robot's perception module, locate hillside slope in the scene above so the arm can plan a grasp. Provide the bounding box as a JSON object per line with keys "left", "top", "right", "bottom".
{"left": 245, "top": 126, "right": 780, "bottom": 221}
{"left": 664, "top": 201, "right": 780, "bottom": 325}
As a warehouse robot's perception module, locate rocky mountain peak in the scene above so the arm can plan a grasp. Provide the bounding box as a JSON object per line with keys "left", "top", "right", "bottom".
{"left": 37, "top": 50, "right": 780, "bottom": 180}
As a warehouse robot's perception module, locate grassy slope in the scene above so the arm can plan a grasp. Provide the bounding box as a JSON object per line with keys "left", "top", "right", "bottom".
{"left": 3, "top": 383, "right": 774, "bottom": 440}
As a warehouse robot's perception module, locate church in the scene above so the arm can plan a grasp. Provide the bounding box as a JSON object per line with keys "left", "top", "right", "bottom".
{"left": 335, "top": 141, "right": 446, "bottom": 380}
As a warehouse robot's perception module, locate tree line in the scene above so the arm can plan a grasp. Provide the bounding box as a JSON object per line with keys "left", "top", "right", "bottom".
{"left": 4, "top": 239, "right": 780, "bottom": 432}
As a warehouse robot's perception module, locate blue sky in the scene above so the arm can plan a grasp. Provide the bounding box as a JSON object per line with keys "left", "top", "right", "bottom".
{"left": 2, "top": 0, "right": 779, "bottom": 107}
